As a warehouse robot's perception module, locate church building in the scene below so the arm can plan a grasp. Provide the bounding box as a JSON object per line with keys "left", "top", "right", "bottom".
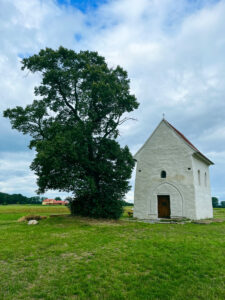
{"left": 133, "top": 119, "right": 214, "bottom": 220}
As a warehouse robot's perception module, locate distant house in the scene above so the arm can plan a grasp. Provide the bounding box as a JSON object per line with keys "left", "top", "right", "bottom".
{"left": 134, "top": 118, "right": 214, "bottom": 220}
{"left": 42, "top": 199, "right": 68, "bottom": 206}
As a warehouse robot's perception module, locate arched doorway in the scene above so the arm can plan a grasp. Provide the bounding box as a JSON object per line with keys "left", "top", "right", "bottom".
{"left": 153, "top": 182, "right": 183, "bottom": 218}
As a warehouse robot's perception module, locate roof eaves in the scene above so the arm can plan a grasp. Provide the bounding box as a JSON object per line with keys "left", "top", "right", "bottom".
{"left": 193, "top": 152, "right": 214, "bottom": 165}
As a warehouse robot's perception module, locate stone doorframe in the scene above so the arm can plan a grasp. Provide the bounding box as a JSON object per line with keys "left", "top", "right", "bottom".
{"left": 148, "top": 182, "right": 184, "bottom": 219}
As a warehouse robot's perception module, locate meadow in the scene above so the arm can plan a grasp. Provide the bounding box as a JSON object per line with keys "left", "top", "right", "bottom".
{"left": 0, "top": 205, "right": 224, "bottom": 300}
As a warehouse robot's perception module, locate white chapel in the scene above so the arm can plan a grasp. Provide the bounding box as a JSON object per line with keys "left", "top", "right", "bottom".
{"left": 133, "top": 119, "right": 214, "bottom": 220}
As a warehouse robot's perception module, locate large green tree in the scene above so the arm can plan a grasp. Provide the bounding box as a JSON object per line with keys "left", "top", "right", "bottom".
{"left": 4, "top": 47, "right": 139, "bottom": 219}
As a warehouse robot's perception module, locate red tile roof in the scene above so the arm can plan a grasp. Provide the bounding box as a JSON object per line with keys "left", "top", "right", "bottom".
{"left": 43, "top": 198, "right": 55, "bottom": 202}
{"left": 43, "top": 199, "right": 68, "bottom": 204}
{"left": 165, "top": 120, "right": 199, "bottom": 151}
{"left": 164, "top": 119, "right": 213, "bottom": 165}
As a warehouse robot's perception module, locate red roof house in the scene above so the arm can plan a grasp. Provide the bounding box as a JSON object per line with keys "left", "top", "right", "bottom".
{"left": 42, "top": 199, "right": 68, "bottom": 205}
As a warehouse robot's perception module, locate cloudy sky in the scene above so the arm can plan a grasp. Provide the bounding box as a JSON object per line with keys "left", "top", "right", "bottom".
{"left": 0, "top": 0, "right": 224, "bottom": 201}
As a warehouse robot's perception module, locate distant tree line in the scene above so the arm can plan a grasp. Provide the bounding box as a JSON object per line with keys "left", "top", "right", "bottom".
{"left": 121, "top": 200, "right": 134, "bottom": 206}
{"left": 212, "top": 197, "right": 225, "bottom": 208}
{"left": 0, "top": 192, "right": 45, "bottom": 205}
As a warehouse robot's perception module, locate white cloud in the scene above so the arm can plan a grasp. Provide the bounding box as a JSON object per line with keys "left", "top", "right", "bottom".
{"left": 0, "top": 0, "right": 225, "bottom": 200}
{"left": 87, "top": 0, "right": 225, "bottom": 199}
{"left": 0, "top": 151, "right": 70, "bottom": 198}
{"left": 125, "top": 190, "right": 134, "bottom": 203}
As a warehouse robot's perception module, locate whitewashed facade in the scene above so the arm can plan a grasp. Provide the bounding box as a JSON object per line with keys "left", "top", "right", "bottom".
{"left": 134, "top": 119, "right": 213, "bottom": 220}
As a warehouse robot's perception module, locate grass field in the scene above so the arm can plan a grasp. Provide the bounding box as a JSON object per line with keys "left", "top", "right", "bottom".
{"left": 0, "top": 205, "right": 224, "bottom": 300}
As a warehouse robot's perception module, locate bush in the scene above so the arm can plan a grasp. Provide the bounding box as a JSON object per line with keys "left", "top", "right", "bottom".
{"left": 69, "top": 196, "right": 124, "bottom": 220}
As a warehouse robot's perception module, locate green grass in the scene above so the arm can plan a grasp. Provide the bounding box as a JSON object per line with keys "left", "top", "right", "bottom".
{"left": 0, "top": 206, "right": 224, "bottom": 300}
{"left": 213, "top": 207, "right": 225, "bottom": 219}
{"left": 0, "top": 205, "right": 69, "bottom": 225}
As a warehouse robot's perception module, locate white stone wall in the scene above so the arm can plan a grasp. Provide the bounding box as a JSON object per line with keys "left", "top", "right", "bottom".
{"left": 134, "top": 121, "right": 197, "bottom": 220}
{"left": 192, "top": 156, "right": 213, "bottom": 219}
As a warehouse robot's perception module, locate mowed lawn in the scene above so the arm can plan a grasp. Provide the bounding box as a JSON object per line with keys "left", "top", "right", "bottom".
{"left": 0, "top": 206, "right": 224, "bottom": 300}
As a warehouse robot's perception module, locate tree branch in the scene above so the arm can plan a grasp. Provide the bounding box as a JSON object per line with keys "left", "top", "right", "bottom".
{"left": 118, "top": 117, "right": 137, "bottom": 125}
{"left": 37, "top": 117, "right": 45, "bottom": 139}
{"left": 74, "top": 82, "right": 79, "bottom": 116}
{"left": 101, "top": 116, "right": 137, "bottom": 140}
{"left": 102, "top": 115, "right": 120, "bottom": 140}
{"left": 56, "top": 80, "right": 81, "bottom": 122}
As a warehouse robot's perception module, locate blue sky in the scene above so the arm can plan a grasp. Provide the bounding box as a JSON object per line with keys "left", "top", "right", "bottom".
{"left": 0, "top": 0, "right": 225, "bottom": 201}
{"left": 57, "top": 0, "right": 108, "bottom": 12}
{"left": 56, "top": 0, "right": 220, "bottom": 12}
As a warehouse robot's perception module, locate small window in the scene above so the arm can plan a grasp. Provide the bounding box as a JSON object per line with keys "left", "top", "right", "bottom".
{"left": 198, "top": 170, "right": 201, "bottom": 185}
{"left": 161, "top": 170, "right": 166, "bottom": 178}
{"left": 205, "top": 172, "right": 207, "bottom": 187}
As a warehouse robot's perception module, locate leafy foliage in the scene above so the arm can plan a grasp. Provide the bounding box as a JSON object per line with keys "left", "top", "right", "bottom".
{"left": 4, "top": 47, "right": 139, "bottom": 219}
{"left": 221, "top": 201, "right": 225, "bottom": 208}
{"left": 212, "top": 197, "right": 219, "bottom": 208}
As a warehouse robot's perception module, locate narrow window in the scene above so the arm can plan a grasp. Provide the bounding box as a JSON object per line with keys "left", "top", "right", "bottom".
{"left": 198, "top": 170, "right": 201, "bottom": 185}
{"left": 161, "top": 170, "right": 166, "bottom": 178}
{"left": 205, "top": 172, "right": 207, "bottom": 187}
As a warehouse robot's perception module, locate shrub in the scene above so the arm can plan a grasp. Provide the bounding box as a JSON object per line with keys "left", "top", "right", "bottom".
{"left": 69, "top": 196, "right": 124, "bottom": 220}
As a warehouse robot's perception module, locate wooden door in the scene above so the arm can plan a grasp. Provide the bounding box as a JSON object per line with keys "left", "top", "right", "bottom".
{"left": 158, "top": 196, "right": 170, "bottom": 218}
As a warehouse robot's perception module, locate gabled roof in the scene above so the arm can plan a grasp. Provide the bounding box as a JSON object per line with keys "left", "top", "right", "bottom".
{"left": 164, "top": 119, "right": 213, "bottom": 165}
{"left": 135, "top": 119, "right": 214, "bottom": 165}
{"left": 164, "top": 120, "right": 199, "bottom": 152}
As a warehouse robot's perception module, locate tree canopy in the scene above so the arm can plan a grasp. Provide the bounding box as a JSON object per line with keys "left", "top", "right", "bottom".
{"left": 4, "top": 47, "right": 139, "bottom": 219}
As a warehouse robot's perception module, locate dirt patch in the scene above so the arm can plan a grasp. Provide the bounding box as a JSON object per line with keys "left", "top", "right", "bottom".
{"left": 18, "top": 215, "right": 47, "bottom": 222}
{"left": 211, "top": 218, "right": 225, "bottom": 223}
{"left": 193, "top": 218, "right": 225, "bottom": 224}
{"left": 61, "top": 251, "right": 94, "bottom": 260}
{"left": 51, "top": 233, "right": 70, "bottom": 238}
{"left": 193, "top": 220, "right": 213, "bottom": 224}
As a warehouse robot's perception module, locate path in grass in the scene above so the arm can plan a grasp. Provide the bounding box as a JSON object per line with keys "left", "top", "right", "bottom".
{"left": 0, "top": 206, "right": 224, "bottom": 300}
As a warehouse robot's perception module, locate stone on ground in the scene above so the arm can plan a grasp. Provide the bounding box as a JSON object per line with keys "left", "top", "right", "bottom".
{"left": 28, "top": 220, "right": 38, "bottom": 225}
